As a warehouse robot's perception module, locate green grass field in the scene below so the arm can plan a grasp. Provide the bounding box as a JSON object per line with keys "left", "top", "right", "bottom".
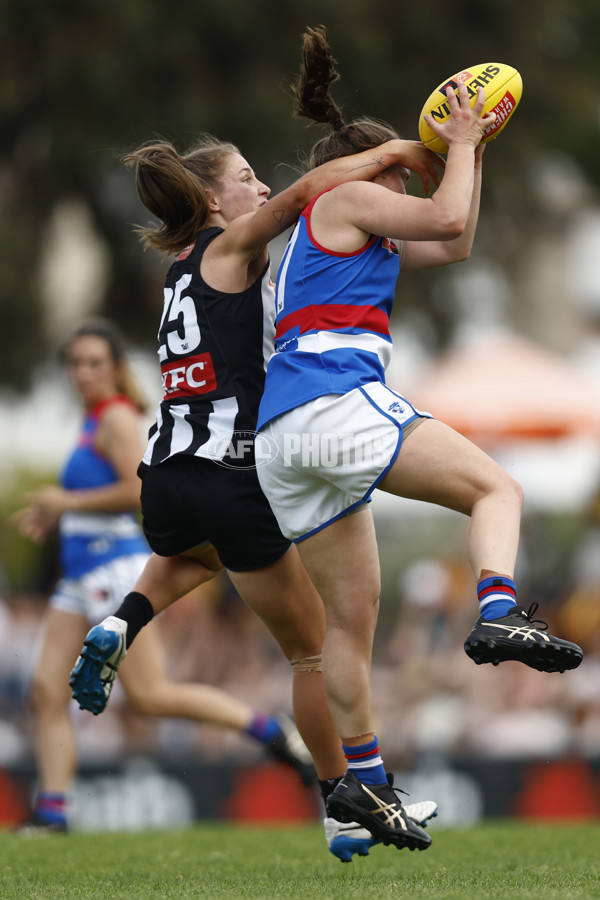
{"left": 1, "top": 821, "right": 599, "bottom": 900}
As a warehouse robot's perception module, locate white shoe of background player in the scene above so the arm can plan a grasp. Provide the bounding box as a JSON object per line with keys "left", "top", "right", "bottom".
{"left": 69, "top": 616, "right": 127, "bottom": 715}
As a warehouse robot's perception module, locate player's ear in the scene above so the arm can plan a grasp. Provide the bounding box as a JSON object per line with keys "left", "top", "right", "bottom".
{"left": 206, "top": 190, "right": 220, "bottom": 212}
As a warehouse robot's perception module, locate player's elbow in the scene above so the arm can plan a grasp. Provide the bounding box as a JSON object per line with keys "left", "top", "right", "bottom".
{"left": 454, "top": 245, "right": 472, "bottom": 263}
{"left": 293, "top": 180, "right": 315, "bottom": 210}
{"left": 439, "top": 238, "right": 474, "bottom": 266}
{"left": 450, "top": 238, "right": 473, "bottom": 263}
{"left": 438, "top": 213, "right": 467, "bottom": 241}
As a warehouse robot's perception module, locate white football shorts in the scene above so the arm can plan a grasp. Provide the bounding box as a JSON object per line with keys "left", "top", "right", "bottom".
{"left": 257, "top": 381, "right": 432, "bottom": 541}
{"left": 50, "top": 553, "right": 150, "bottom": 624}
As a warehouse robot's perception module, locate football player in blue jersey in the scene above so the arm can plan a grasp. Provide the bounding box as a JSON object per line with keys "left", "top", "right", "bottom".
{"left": 12, "top": 319, "right": 320, "bottom": 832}
{"left": 255, "top": 25, "right": 583, "bottom": 847}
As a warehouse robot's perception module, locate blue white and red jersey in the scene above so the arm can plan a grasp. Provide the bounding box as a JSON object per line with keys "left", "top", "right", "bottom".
{"left": 257, "top": 192, "right": 400, "bottom": 430}
{"left": 59, "top": 395, "right": 148, "bottom": 578}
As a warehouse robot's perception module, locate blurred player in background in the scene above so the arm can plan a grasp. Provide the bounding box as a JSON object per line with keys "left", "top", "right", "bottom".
{"left": 69, "top": 138, "right": 441, "bottom": 858}
{"left": 11, "top": 318, "right": 315, "bottom": 833}
{"left": 255, "top": 26, "right": 583, "bottom": 849}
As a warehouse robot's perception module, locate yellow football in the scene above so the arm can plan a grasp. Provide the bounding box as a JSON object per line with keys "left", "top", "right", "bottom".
{"left": 418, "top": 63, "right": 523, "bottom": 154}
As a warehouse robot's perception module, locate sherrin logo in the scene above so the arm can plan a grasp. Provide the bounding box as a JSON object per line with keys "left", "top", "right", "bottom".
{"left": 438, "top": 70, "right": 473, "bottom": 96}
{"left": 431, "top": 64, "right": 501, "bottom": 121}
{"left": 419, "top": 62, "right": 522, "bottom": 154}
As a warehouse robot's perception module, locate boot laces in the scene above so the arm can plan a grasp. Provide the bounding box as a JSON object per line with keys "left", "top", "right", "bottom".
{"left": 386, "top": 772, "right": 409, "bottom": 800}
{"left": 518, "top": 601, "right": 548, "bottom": 631}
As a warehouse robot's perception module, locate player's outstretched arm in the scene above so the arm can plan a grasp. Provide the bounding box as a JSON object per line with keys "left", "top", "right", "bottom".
{"left": 225, "top": 140, "right": 444, "bottom": 256}
{"left": 403, "top": 143, "right": 486, "bottom": 271}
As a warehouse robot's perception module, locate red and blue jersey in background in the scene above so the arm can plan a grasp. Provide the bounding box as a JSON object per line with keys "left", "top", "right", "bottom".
{"left": 59, "top": 395, "right": 148, "bottom": 578}
{"left": 257, "top": 192, "right": 400, "bottom": 431}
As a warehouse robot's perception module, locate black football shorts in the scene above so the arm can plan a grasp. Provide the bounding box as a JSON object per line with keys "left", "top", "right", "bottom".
{"left": 137, "top": 454, "right": 290, "bottom": 572}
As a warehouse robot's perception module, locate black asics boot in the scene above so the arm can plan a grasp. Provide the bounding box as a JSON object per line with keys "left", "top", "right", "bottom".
{"left": 325, "top": 770, "right": 432, "bottom": 851}
{"left": 464, "top": 602, "right": 583, "bottom": 673}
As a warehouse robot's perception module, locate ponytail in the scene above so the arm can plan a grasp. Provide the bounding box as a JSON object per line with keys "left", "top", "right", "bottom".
{"left": 293, "top": 25, "right": 345, "bottom": 132}
{"left": 293, "top": 25, "right": 400, "bottom": 168}
{"left": 123, "top": 136, "right": 239, "bottom": 255}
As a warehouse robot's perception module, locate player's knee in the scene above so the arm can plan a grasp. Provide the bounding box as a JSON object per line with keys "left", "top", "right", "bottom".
{"left": 512, "top": 477, "right": 524, "bottom": 511}
{"left": 329, "top": 594, "right": 380, "bottom": 635}
{"left": 125, "top": 690, "right": 163, "bottom": 716}
{"left": 30, "top": 676, "right": 66, "bottom": 713}
{"left": 475, "top": 470, "right": 523, "bottom": 516}
{"left": 500, "top": 471, "right": 524, "bottom": 512}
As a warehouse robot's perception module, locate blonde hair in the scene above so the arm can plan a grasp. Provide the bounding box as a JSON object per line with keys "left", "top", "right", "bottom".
{"left": 122, "top": 136, "right": 239, "bottom": 254}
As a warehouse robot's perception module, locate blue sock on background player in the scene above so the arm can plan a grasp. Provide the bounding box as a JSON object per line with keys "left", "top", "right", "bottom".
{"left": 246, "top": 712, "right": 286, "bottom": 745}
{"left": 35, "top": 792, "right": 67, "bottom": 827}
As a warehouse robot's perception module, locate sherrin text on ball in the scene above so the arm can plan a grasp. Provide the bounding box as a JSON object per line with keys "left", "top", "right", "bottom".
{"left": 419, "top": 63, "right": 522, "bottom": 154}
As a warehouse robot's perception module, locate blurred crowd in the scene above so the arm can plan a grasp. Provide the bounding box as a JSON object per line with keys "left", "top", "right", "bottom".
{"left": 2, "top": 494, "right": 600, "bottom": 772}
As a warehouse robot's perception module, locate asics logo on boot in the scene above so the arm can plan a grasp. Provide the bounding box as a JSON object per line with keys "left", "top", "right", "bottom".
{"left": 360, "top": 783, "right": 407, "bottom": 830}
{"left": 480, "top": 622, "right": 550, "bottom": 642}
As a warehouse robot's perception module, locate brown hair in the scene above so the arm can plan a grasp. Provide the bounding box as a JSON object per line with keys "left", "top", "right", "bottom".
{"left": 293, "top": 25, "right": 399, "bottom": 168}
{"left": 122, "top": 136, "right": 240, "bottom": 254}
{"left": 63, "top": 318, "right": 147, "bottom": 413}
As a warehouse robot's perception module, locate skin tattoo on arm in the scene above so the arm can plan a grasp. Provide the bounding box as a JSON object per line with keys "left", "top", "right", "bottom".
{"left": 345, "top": 156, "right": 385, "bottom": 173}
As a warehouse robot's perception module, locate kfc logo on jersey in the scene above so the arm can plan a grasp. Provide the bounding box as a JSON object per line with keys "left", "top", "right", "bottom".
{"left": 161, "top": 352, "right": 217, "bottom": 398}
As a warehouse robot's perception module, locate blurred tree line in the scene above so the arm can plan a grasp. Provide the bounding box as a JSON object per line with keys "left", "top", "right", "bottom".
{"left": 2, "top": 0, "right": 599, "bottom": 389}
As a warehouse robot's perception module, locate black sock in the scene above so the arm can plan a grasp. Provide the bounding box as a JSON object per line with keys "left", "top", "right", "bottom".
{"left": 319, "top": 776, "right": 342, "bottom": 809}
{"left": 113, "top": 592, "right": 154, "bottom": 648}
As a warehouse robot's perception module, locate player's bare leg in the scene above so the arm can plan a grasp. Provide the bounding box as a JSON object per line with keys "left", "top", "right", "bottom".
{"left": 295, "top": 510, "right": 431, "bottom": 851}
{"left": 70, "top": 549, "right": 222, "bottom": 714}
{"left": 380, "top": 417, "right": 581, "bottom": 671}
{"left": 18, "top": 609, "right": 88, "bottom": 831}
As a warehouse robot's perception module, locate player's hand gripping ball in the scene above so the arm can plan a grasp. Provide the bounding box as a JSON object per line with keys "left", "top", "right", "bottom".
{"left": 419, "top": 63, "right": 522, "bottom": 154}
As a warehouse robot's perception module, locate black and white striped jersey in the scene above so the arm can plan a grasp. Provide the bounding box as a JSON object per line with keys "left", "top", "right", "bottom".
{"left": 142, "top": 227, "right": 276, "bottom": 467}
